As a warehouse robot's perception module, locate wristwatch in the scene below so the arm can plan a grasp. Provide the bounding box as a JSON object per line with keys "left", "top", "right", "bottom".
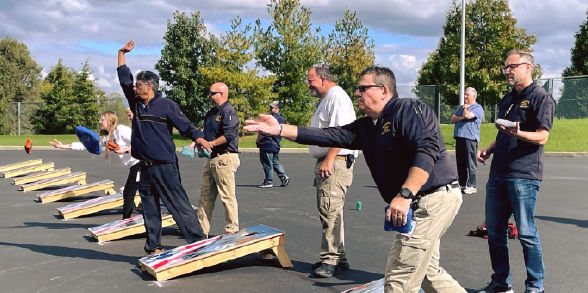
{"left": 399, "top": 188, "right": 415, "bottom": 200}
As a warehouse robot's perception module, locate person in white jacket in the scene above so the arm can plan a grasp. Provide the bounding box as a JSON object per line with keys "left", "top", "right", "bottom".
{"left": 49, "top": 111, "right": 140, "bottom": 219}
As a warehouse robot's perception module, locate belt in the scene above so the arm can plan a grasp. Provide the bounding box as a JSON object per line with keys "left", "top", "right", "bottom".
{"left": 141, "top": 160, "right": 169, "bottom": 167}
{"left": 210, "top": 151, "right": 234, "bottom": 158}
{"left": 318, "top": 155, "right": 348, "bottom": 161}
{"left": 417, "top": 181, "right": 460, "bottom": 197}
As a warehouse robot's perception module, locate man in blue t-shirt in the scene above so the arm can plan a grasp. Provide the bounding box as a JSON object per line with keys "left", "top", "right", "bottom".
{"left": 451, "top": 87, "right": 484, "bottom": 194}
{"left": 475, "top": 50, "right": 555, "bottom": 293}
{"left": 256, "top": 101, "right": 290, "bottom": 188}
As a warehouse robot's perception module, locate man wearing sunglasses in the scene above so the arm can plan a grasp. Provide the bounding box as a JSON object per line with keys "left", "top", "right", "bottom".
{"left": 193, "top": 82, "right": 240, "bottom": 238}
{"left": 305, "top": 66, "right": 357, "bottom": 278}
{"left": 245, "top": 66, "right": 465, "bottom": 292}
{"left": 117, "top": 40, "right": 207, "bottom": 257}
{"left": 475, "top": 51, "right": 555, "bottom": 293}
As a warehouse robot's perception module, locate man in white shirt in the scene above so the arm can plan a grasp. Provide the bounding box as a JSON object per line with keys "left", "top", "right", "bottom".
{"left": 306, "top": 66, "right": 357, "bottom": 278}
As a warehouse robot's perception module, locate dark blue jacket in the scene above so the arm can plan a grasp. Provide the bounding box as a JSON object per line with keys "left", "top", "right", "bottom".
{"left": 256, "top": 113, "right": 286, "bottom": 153}
{"left": 117, "top": 65, "right": 204, "bottom": 163}
{"left": 203, "top": 100, "right": 239, "bottom": 156}
{"left": 296, "top": 96, "right": 457, "bottom": 204}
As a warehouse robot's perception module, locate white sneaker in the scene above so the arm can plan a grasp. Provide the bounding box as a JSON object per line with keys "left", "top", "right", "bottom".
{"left": 463, "top": 186, "right": 477, "bottom": 194}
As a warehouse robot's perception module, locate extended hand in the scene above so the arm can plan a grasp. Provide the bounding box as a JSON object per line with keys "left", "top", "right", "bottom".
{"left": 48, "top": 139, "right": 63, "bottom": 148}
{"left": 195, "top": 138, "right": 212, "bottom": 153}
{"left": 244, "top": 114, "right": 280, "bottom": 136}
{"left": 119, "top": 40, "right": 134, "bottom": 53}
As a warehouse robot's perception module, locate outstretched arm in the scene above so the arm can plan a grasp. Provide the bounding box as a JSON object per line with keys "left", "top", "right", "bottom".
{"left": 244, "top": 114, "right": 298, "bottom": 141}
{"left": 118, "top": 40, "right": 134, "bottom": 67}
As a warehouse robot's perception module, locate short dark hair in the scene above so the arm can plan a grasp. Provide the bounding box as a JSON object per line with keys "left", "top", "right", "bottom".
{"left": 360, "top": 66, "right": 397, "bottom": 96}
{"left": 310, "top": 66, "right": 335, "bottom": 83}
{"left": 136, "top": 71, "right": 159, "bottom": 92}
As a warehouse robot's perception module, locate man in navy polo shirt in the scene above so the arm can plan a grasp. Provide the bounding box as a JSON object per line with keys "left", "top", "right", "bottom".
{"left": 256, "top": 100, "right": 290, "bottom": 188}
{"left": 451, "top": 87, "right": 484, "bottom": 194}
{"left": 476, "top": 50, "right": 555, "bottom": 293}
{"left": 117, "top": 40, "right": 207, "bottom": 256}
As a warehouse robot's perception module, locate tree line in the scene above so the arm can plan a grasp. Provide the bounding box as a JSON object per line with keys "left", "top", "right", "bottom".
{"left": 0, "top": 0, "right": 586, "bottom": 135}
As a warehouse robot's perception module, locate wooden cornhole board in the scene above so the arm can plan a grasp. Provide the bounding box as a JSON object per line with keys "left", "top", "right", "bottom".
{"left": 138, "top": 224, "right": 293, "bottom": 281}
{"left": 34, "top": 178, "right": 113, "bottom": 202}
{"left": 88, "top": 211, "right": 175, "bottom": 243}
{"left": 2, "top": 162, "right": 54, "bottom": 178}
{"left": 57, "top": 193, "right": 141, "bottom": 220}
{"left": 0, "top": 159, "right": 42, "bottom": 173}
{"left": 341, "top": 278, "right": 384, "bottom": 293}
{"left": 12, "top": 168, "right": 71, "bottom": 185}
{"left": 20, "top": 171, "right": 86, "bottom": 192}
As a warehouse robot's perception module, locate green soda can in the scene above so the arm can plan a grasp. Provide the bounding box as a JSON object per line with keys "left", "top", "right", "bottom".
{"left": 356, "top": 201, "right": 362, "bottom": 211}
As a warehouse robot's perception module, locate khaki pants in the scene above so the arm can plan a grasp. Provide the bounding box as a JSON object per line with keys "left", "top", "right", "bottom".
{"left": 384, "top": 186, "right": 466, "bottom": 293}
{"left": 197, "top": 153, "right": 240, "bottom": 235}
{"left": 314, "top": 158, "right": 354, "bottom": 265}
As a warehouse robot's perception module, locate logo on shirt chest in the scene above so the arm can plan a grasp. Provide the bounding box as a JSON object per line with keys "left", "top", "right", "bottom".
{"left": 381, "top": 121, "right": 391, "bottom": 135}
{"left": 520, "top": 99, "right": 530, "bottom": 109}
{"left": 215, "top": 115, "right": 221, "bottom": 122}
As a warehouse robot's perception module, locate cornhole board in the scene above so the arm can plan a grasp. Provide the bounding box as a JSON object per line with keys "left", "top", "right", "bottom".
{"left": 88, "top": 211, "right": 174, "bottom": 243}
{"left": 11, "top": 168, "right": 71, "bottom": 185}
{"left": 57, "top": 193, "right": 141, "bottom": 220}
{"left": 20, "top": 171, "right": 87, "bottom": 193}
{"left": 75, "top": 126, "right": 102, "bottom": 155}
{"left": 0, "top": 159, "right": 42, "bottom": 173}
{"left": 138, "top": 224, "right": 293, "bottom": 281}
{"left": 1, "top": 162, "right": 54, "bottom": 178}
{"left": 34, "top": 178, "right": 114, "bottom": 203}
{"left": 341, "top": 278, "right": 385, "bottom": 293}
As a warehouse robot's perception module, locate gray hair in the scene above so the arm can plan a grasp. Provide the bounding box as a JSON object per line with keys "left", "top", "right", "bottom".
{"left": 465, "top": 87, "right": 477, "bottom": 97}
{"left": 310, "top": 66, "right": 335, "bottom": 83}
{"left": 136, "top": 71, "right": 160, "bottom": 92}
{"left": 360, "top": 66, "right": 397, "bottom": 96}
{"left": 506, "top": 50, "right": 535, "bottom": 68}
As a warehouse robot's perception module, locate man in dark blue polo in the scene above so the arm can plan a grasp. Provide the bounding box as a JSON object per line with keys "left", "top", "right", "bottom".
{"left": 451, "top": 87, "right": 484, "bottom": 194}
{"left": 476, "top": 51, "right": 555, "bottom": 293}
{"left": 194, "top": 82, "right": 240, "bottom": 237}
{"left": 256, "top": 100, "right": 290, "bottom": 188}
{"left": 117, "top": 40, "right": 207, "bottom": 256}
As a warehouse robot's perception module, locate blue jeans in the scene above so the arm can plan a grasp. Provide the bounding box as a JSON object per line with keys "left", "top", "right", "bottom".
{"left": 485, "top": 176, "right": 544, "bottom": 292}
{"left": 259, "top": 150, "right": 287, "bottom": 184}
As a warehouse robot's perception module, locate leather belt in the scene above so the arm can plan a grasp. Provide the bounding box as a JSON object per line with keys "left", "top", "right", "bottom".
{"left": 141, "top": 160, "right": 169, "bottom": 167}
{"left": 417, "top": 181, "right": 460, "bottom": 197}
{"left": 318, "top": 155, "right": 348, "bottom": 162}
{"left": 210, "top": 151, "right": 233, "bottom": 158}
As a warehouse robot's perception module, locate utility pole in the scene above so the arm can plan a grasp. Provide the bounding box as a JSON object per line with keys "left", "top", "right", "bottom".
{"left": 459, "top": 0, "right": 466, "bottom": 106}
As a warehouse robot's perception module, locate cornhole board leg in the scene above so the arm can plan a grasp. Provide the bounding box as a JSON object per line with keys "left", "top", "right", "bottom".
{"left": 12, "top": 168, "right": 71, "bottom": 185}
{"left": 89, "top": 214, "right": 175, "bottom": 243}
{"left": 0, "top": 159, "right": 42, "bottom": 173}
{"left": 21, "top": 172, "right": 86, "bottom": 192}
{"left": 3, "top": 162, "right": 55, "bottom": 178}
{"left": 139, "top": 225, "right": 292, "bottom": 281}
{"left": 60, "top": 194, "right": 141, "bottom": 220}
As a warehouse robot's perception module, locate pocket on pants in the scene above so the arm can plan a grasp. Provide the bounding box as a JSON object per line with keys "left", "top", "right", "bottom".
{"left": 390, "top": 236, "right": 429, "bottom": 272}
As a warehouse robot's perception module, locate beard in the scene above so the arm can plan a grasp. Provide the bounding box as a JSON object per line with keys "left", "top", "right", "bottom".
{"left": 309, "top": 87, "right": 319, "bottom": 97}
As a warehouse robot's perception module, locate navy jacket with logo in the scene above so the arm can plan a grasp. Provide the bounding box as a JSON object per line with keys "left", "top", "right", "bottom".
{"left": 117, "top": 64, "right": 204, "bottom": 163}
{"left": 296, "top": 96, "right": 457, "bottom": 204}
{"left": 203, "top": 100, "right": 239, "bottom": 156}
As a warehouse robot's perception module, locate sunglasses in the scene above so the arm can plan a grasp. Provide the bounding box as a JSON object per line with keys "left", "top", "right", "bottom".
{"left": 209, "top": 91, "right": 222, "bottom": 96}
{"left": 355, "top": 84, "right": 384, "bottom": 93}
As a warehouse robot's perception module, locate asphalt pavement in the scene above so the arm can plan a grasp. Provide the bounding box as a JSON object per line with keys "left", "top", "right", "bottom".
{"left": 0, "top": 150, "right": 587, "bottom": 293}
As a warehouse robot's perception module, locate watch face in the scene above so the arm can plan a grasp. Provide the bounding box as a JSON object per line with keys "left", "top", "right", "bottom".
{"left": 400, "top": 188, "right": 413, "bottom": 199}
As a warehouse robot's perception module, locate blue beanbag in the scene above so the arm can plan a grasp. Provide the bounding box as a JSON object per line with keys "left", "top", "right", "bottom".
{"left": 74, "top": 126, "right": 102, "bottom": 155}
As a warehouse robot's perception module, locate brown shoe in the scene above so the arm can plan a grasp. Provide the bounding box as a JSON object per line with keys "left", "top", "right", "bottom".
{"left": 147, "top": 248, "right": 165, "bottom": 256}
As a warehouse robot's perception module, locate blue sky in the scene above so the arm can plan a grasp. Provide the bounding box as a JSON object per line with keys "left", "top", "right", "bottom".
{"left": 1, "top": 0, "right": 586, "bottom": 96}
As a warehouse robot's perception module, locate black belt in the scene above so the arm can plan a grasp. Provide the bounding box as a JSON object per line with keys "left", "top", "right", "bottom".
{"left": 141, "top": 160, "right": 170, "bottom": 167}
{"left": 210, "top": 151, "right": 235, "bottom": 158}
{"left": 417, "top": 181, "right": 460, "bottom": 197}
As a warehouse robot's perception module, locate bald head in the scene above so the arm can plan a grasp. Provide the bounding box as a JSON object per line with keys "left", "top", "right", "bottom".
{"left": 209, "top": 82, "right": 229, "bottom": 106}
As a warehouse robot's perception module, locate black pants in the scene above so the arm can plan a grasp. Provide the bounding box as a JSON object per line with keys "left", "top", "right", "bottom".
{"left": 455, "top": 137, "right": 478, "bottom": 187}
{"left": 122, "top": 163, "right": 140, "bottom": 219}
{"left": 139, "top": 162, "right": 203, "bottom": 253}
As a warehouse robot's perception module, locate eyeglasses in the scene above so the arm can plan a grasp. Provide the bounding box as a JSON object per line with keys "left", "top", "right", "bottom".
{"left": 355, "top": 84, "right": 384, "bottom": 93}
{"left": 502, "top": 63, "right": 528, "bottom": 73}
{"left": 209, "top": 91, "right": 222, "bottom": 96}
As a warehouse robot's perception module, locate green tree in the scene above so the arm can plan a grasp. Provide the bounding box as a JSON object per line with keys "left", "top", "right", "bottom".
{"left": 200, "top": 17, "right": 277, "bottom": 133}
{"left": 156, "top": 11, "right": 216, "bottom": 126}
{"left": 0, "top": 37, "right": 43, "bottom": 134}
{"left": 254, "top": 0, "right": 323, "bottom": 126}
{"left": 417, "top": 0, "right": 538, "bottom": 112}
{"left": 33, "top": 59, "right": 102, "bottom": 133}
{"left": 325, "top": 8, "right": 375, "bottom": 100}
{"left": 559, "top": 10, "right": 588, "bottom": 119}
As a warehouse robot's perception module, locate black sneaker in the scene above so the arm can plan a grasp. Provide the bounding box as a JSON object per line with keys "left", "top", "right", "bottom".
{"left": 311, "top": 261, "right": 349, "bottom": 270}
{"left": 312, "top": 263, "right": 336, "bottom": 278}
{"left": 258, "top": 182, "right": 273, "bottom": 188}
{"left": 280, "top": 176, "right": 290, "bottom": 187}
{"left": 474, "top": 282, "right": 513, "bottom": 293}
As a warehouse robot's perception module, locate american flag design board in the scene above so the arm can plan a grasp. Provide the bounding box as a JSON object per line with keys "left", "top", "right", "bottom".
{"left": 340, "top": 278, "right": 385, "bottom": 293}
{"left": 57, "top": 193, "right": 122, "bottom": 214}
{"left": 36, "top": 178, "right": 110, "bottom": 199}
